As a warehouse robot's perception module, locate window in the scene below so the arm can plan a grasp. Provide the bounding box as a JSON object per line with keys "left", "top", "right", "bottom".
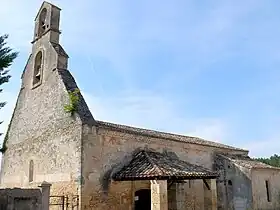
{"left": 33, "top": 51, "right": 43, "bottom": 86}
{"left": 29, "top": 160, "right": 34, "bottom": 182}
{"left": 265, "top": 180, "right": 271, "bottom": 202}
{"left": 228, "top": 180, "right": 232, "bottom": 186}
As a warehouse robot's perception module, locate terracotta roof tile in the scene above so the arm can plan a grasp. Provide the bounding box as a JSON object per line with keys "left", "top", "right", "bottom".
{"left": 112, "top": 149, "right": 218, "bottom": 181}
{"left": 220, "top": 154, "right": 280, "bottom": 170}
{"left": 97, "top": 121, "right": 247, "bottom": 152}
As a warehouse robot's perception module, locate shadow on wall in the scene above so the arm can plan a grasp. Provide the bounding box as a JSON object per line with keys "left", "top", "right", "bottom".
{"left": 99, "top": 148, "right": 143, "bottom": 195}
{"left": 214, "top": 154, "right": 253, "bottom": 210}
{"left": 99, "top": 147, "right": 179, "bottom": 196}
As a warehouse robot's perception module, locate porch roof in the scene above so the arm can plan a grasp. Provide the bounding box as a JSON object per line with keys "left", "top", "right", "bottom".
{"left": 112, "top": 149, "right": 218, "bottom": 181}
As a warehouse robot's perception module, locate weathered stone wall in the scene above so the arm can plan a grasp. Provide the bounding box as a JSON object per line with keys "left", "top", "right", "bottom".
{"left": 168, "top": 180, "right": 207, "bottom": 210}
{"left": 7, "top": 41, "right": 71, "bottom": 145}
{"left": 80, "top": 125, "right": 247, "bottom": 209}
{"left": 0, "top": 31, "right": 82, "bottom": 200}
{"left": 78, "top": 179, "right": 150, "bottom": 210}
{"left": 0, "top": 188, "right": 42, "bottom": 210}
{"left": 251, "top": 169, "right": 280, "bottom": 210}
{"left": 214, "top": 154, "right": 228, "bottom": 210}
{"left": 214, "top": 154, "right": 253, "bottom": 210}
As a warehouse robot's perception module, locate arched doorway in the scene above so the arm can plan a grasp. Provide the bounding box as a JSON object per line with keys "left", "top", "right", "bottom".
{"left": 135, "top": 189, "right": 151, "bottom": 210}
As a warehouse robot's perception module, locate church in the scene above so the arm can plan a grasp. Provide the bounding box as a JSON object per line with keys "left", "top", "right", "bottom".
{"left": 1, "top": 2, "right": 280, "bottom": 210}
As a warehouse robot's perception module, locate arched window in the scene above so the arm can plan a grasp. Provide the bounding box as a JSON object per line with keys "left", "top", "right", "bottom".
{"left": 38, "top": 8, "right": 47, "bottom": 37}
{"left": 33, "top": 51, "right": 43, "bottom": 86}
{"left": 29, "top": 160, "right": 34, "bottom": 182}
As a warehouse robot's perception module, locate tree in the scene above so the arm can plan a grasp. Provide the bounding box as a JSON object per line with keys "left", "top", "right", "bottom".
{"left": 254, "top": 154, "right": 280, "bottom": 168}
{"left": 0, "top": 34, "right": 18, "bottom": 136}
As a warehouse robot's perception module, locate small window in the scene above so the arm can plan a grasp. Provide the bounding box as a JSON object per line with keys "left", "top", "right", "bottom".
{"left": 29, "top": 160, "right": 34, "bottom": 182}
{"left": 228, "top": 180, "right": 232, "bottom": 186}
{"left": 265, "top": 180, "right": 271, "bottom": 202}
{"left": 33, "top": 51, "right": 43, "bottom": 86}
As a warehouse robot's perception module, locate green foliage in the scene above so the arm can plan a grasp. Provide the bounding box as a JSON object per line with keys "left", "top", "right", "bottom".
{"left": 64, "top": 88, "right": 80, "bottom": 115}
{"left": 0, "top": 34, "right": 18, "bottom": 153}
{"left": 254, "top": 154, "right": 280, "bottom": 167}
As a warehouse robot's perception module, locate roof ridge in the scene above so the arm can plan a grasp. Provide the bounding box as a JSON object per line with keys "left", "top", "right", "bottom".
{"left": 142, "top": 150, "right": 164, "bottom": 176}
{"left": 220, "top": 153, "right": 280, "bottom": 170}
{"left": 96, "top": 120, "right": 248, "bottom": 152}
{"left": 97, "top": 120, "right": 192, "bottom": 138}
{"left": 113, "top": 149, "right": 218, "bottom": 181}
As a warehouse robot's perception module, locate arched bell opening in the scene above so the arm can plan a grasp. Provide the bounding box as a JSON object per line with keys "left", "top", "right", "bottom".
{"left": 33, "top": 51, "right": 43, "bottom": 85}
{"left": 38, "top": 8, "right": 47, "bottom": 37}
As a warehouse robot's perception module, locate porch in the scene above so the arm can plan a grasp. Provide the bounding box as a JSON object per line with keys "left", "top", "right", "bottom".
{"left": 111, "top": 149, "right": 219, "bottom": 210}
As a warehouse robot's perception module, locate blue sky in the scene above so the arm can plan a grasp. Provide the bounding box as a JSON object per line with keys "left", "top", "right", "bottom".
{"left": 1, "top": 0, "right": 280, "bottom": 157}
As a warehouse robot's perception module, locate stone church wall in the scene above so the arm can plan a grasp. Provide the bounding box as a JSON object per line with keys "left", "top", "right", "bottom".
{"left": 214, "top": 154, "right": 252, "bottom": 210}
{"left": 0, "top": 66, "right": 82, "bottom": 198}
{"left": 251, "top": 169, "right": 280, "bottom": 210}
{"left": 80, "top": 125, "right": 248, "bottom": 209}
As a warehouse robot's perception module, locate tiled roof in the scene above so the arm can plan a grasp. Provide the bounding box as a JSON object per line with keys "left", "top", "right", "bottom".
{"left": 57, "top": 69, "right": 95, "bottom": 125}
{"left": 51, "top": 42, "right": 69, "bottom": 58}
{"left": 220, "top": 154, "right": 280, "bottom": 170}
{"left": 112, "top": 149, "right": 218, "bottom": 181}
{"left": 96, "top": 121, "right": 247, "bottom": 152}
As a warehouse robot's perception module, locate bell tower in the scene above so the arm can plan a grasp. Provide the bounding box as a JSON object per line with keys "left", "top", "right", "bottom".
{"left": 32, "top": 1, "right": 61, "bottom": 44}
{"left": 23, "top": 1, "right": 68, "bottom": 89}
{"left": 0, "top": 1, "right": 94, "bottom": 195}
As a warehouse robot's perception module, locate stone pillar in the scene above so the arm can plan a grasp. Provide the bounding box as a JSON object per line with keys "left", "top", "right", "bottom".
{"left": 39, "top": 181, "right": 52, "bottom": 210}
{"left": 176, "top": 183, "right": 186, "bottom": 210}
{"left": 204, "top": 179, "right": 217, "bottom": 210}
{"left": 210, "top": 179, "right": 217, "bottom": 210}
{"left": 150, "top": 180, "right": 168, "bottom": 210}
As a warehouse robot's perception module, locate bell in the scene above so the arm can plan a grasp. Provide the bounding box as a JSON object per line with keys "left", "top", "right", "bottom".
{"left": 35, "top": 71, "right": 41, "bottom": 78}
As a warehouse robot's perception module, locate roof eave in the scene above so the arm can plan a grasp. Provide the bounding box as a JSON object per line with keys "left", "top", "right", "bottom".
{"left": 113, "top": 174, "right": 218, "bottom": 181}
{"left": 97, "top": 121, "right": 248, "bottom": 152}
{"left": 251, "top": 166, "right": 280, "bottom": 171}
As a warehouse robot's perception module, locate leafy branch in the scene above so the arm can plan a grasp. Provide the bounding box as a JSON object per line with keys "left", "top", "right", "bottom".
{"left": 64, "top": 88, "right": 80, "bottom": 115}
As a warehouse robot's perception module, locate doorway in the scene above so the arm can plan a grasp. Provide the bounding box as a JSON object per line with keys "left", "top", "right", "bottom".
{"left": 135, "top": 189, "right": 151, "bottom": 210}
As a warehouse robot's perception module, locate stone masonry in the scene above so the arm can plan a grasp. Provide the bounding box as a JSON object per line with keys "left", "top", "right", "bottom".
{"left": 2, "top": 2, "right": 280, "bottom": 210}
{"left": 0, "top": 181, "right": 51, "bottom": 210}
{"left": 0, "top": 1, "right": 85, "bottom": 201}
